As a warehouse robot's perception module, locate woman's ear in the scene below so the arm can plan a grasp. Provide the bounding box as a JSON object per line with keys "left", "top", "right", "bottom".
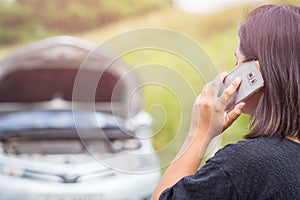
{"left": 255, "top": 60, "right": 262, "bottom": 73}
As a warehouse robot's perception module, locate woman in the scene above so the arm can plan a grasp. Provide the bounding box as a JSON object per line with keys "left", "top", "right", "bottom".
{"left": 152, "top": 4, "right": 300, "bottom": 200}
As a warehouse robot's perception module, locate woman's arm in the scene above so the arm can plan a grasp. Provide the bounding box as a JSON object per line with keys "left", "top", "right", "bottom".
{"left": 151, "top": 74, "right": 245, "bottom": 200}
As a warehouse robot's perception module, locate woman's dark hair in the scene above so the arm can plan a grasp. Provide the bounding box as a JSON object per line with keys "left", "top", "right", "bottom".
{"left": 238, "top": 4, "right": 300, "bottom": 140}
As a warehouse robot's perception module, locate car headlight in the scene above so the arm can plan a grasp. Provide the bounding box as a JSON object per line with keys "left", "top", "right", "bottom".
{"left": 125, "top": 111, "right": 153, "bottom": 132}
{"left": 0, "top": 163, "right": 3, "bottom": 174}
{"left": 101, "top": 152, "right": 160, "bottom": 174}
{"left": 0, "top": 163, "right": 24, "bottom": 177}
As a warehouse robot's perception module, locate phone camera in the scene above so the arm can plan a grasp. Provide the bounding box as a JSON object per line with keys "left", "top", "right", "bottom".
{"left": 250, "top": 78, "right": 257, "bottom": 85}
{"left": 248, "top": 72, "right": 255, "bottom": 79}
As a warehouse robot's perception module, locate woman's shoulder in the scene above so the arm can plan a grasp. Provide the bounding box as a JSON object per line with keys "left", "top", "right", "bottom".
{"left": 203, "top": 137, "right": 300, "bottom": 199}
{"left": 208, "top": 136, "right": 300, "bottom": 165}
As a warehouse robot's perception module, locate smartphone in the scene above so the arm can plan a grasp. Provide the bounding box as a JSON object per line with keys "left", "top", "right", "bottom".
{"left": 218, "top": 61, "right": 264, "bottom": 111}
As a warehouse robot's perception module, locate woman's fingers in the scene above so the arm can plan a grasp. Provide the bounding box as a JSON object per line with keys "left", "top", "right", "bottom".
{"left": 220, "top": 71, "right": 228, "bottom": 81}
{"left": 223, "top": 102, "right": 246, "bottom": 131}
{"left": 191, "top": 72, "right": 244, "bottom": 135}
{"left": 221, "top": 77, "right": 242, "bottom": 103}
{"left": 207, "top": 73, "right": 226, "bottom": 97}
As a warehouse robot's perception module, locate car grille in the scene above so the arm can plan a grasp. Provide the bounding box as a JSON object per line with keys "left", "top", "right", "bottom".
{"left": 38, "top": 194, "right": 105, "bottom": 200}
{"left": 22, "top": 168, "right": 115, "bottom": 183}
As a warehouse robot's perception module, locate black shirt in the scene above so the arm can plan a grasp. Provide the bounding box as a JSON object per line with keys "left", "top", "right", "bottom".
{"left": 160, "top": 137, "right": 300, "bottom": 200}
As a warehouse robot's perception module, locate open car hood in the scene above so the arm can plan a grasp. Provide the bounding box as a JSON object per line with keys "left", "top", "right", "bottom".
{"left": 0, "top": 36, "right": 141, "bottom": 118}
{"left": 0, "top": 110, "right": 122, "bottom": 131}
{"left": 0, "top": 110, "right": 133, "bottom": 141}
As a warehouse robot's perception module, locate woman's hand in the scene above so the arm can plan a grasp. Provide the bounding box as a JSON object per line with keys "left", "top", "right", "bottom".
{"left": 189, "top": 73, "right": 246, "bottom": 140}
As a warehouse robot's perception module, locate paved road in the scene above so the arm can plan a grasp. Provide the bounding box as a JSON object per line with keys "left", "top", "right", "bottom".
{"left": 173, "top": 0, "right": 264, "bottom": 14}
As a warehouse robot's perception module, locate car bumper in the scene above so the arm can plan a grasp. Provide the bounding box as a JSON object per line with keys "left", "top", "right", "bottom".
{"left": 0, "top": 171, "right": 161, "bottom": 200}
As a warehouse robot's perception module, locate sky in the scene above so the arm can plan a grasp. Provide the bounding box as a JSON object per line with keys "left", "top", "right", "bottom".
{"left": 173, "top": 0, "right": 264, "bottom": 14}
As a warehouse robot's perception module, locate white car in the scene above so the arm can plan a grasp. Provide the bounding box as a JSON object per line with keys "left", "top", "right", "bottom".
{"left": 0, "top": 36, "right": 161, "bottom": 200}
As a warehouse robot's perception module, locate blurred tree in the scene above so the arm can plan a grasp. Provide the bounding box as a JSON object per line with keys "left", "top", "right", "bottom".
{"left": 0, "top": 0, "right": 171, "bottom": 45}
{"left": 0, "top": 1, "right": 36, "bottom": 44}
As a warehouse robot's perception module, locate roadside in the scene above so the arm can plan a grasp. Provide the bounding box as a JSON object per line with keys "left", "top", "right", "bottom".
{"left": 172, "top": 0, "right": 264, "bottom": 14}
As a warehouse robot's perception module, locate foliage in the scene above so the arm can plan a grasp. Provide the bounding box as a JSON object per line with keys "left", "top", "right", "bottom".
{"left": 0, "top": 0, "right": 170, "bottom": 45}
{"left": 0, "top": 2, "right": 33, "bottom": 44}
